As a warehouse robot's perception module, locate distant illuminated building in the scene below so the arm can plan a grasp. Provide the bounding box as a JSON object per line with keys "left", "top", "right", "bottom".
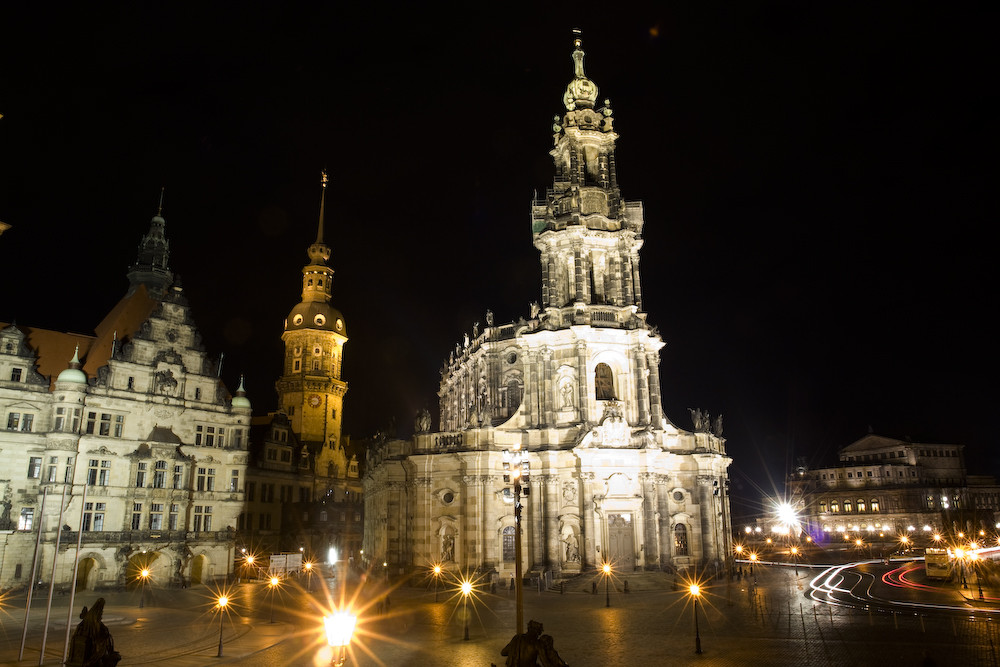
{"left": 363, "top": 35, "right": 733, "bottom": 579}
{"left": 787, "top": 433, "right": 1000, "bottom": 541}
{"left": 0, "top": 203, "right": 248, "bottom": 590}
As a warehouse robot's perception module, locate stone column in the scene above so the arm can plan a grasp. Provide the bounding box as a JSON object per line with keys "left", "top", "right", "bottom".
{"left": 646, "top": 351, "right": 663, "bottom": 426}
{"left": 530, "top": 477, "right": 544, "bottom": 570}
{"left": 573, "top": 247, "right": 584, "bottom": 302}
{"left": 540, "top": 252, "right": 550, "bottom": 306}
{"left": 544, "top": 474, "right": 561, "bottom": 572}
{"left": 542, "top": 348, "right": 554, "bottom": 426}
{"left": 608, "top": 151, "right": 619, "bottom": 190}
{"left": 576, "top": 341, "right": 589, "bottom": 423}
{"left": 640, "top": 473, "right": 658, "bottom": 570}
{"left": 633, "top": 349, "right": 649, "bottom": 425}
{"left": 580, "top": 472, "right": 596, "bottom": 567}
{"left": 525, "top": 351, "right": 537, "bottom": 427}
{"left": 631, "top": 253, "right": 642, "bottom": 309}
{"left": 598, "top": 153, "right": 610, "bottom": 189}
{"left": 611, "top": 255, "right": 622, "bottom": 306}
{"left": 622, "top": 255, "right": 634, "bottom": 305}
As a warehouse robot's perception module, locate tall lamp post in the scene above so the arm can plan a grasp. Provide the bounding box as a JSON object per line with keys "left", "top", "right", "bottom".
{"left": 502, "top": 446, "right": 530, "bottom": 635}
{"left": 216, "top": 596, "right": 229, "bottom": 657}
{"left": 324, "top": 609, "right": 357, "bottom": 667}
{"left": 689, "top": 584, "right": 703, "bottom": 654}
{"left": 304, "top": 561, "right": 314, "bottom": 592}
{"left": 461, "top": 580, "right": 472, "bottom": 641}
{"left": 433, "top": 565, "right": 442, "bottom": 602}
{"left": 602, "top": 563, "right": 612, "bottom": 608}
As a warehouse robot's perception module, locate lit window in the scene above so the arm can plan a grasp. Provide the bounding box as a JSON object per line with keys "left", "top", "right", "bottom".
{"left": 18, "top": 508, "right": 33, "bottom": 530}
{"left": 27, "top": 457, "right": 42, "bottom": 479}
{"left": 674, "top": 524, "right": 689, "bottom": 556}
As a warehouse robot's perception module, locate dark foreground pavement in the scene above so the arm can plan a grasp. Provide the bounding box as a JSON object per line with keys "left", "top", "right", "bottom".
{"left": 4, "top": 564, "right": 1000, "bottom": 666}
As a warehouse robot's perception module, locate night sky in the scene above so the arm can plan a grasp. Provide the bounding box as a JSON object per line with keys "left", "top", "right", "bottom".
{"left": 1, "top": 4, "right": 992, "bottom": 519}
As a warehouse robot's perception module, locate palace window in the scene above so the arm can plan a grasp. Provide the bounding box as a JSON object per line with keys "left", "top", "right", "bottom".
{"left": 150, "top": 503, "right": 163, "bottom": 530}
{"left": 193, "top": 505, "right": 212, "bottom": 532}
{"left": 230, "top": 469, "right": 240, "bottom": 493}
{"left": 674, "top": 524, "right": 689, "bottom": 556}
{"left": 85, "top": 412, "right": 124, "bottom": 437}
{"left": 172, "top": 465, "right": 184, "bottom": 489}
{"left": 831, "top": 502, "right": 840, "bottom": 513}
{"left": 10, "top": 367, "right": 23, "bottom": 382}
{"left": 136, "top": 462, "right": 147, "bottom": 488}
{"left": 168, "top": 504, "right": 179, "bottom": 530}
{"left": 27, "top": 457, "right": 42, "bottom": 479}
{"left": 819, "top": 501, "right": 827, "bottom": 513}
{"left": 843, "top": 500, "right": 852, "bottom": 513}
{"left": 131, "top": 503, "right": 143, "bottom": 530}
{"left": 857, "top": 499, "right": 866, "bottom": 513}
{"left": 47, "top": 456, "right": 59, "bottom": 482}
{"left": 196, "top": 467, "right": 216, "bottom": 491}
{"left": 153, "top": 461, "right": 166, "bottom": 488}
{"left": 595, "top": 363, "right": 616, "bottom": 400}
{"left": 870, "top": 498, "right": 880, "bottom": 512}
{"left": 83, "top": 502, "right": 106, "bottom": 531}
{"left": 18, "top": 508, "right": 33, "bottom": 530}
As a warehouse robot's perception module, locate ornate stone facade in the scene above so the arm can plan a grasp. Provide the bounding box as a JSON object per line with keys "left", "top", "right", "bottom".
{"left": 0, "top": 207, "right": 249, "bottom": 590}
{"left": 363, "top": 36, "right": 733, "bottom": 579}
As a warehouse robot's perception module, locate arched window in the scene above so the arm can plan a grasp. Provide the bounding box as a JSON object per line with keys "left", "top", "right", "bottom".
{"left": 831, "top": 501, "right": 840, "bottom": 513}
{"left": 506, "top": 379, "right": 522, "bottom": 415}
{"left": 843, "top": 500, "right": 852, "bottom": 513}
{"left": 674, "top": 524, "right": 689, "bottom": 556}
{"left": 857, "top": 499, "right": 866, "bottom": 513}
{"left": 870, "top": 498, "right": 880, "bottom": 512}
{"left": 595, "top": 363, "right": 615, "bottom": 400}
{"left": 502, "top": 526, "right": 516, "bottom": 561}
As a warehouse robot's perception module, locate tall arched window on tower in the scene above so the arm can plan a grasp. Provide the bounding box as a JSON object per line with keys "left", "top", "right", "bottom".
{"left": 502, "top": 526, "right": 516, "bottom": 561}
{"left": 505, "top": 378, "right": 522, "bottom": 416}
{"left": 595, "top": 363, "right": 616, "bottom": 400}
{"left": 674, "top": 523, "right": 689, "bottom": 556}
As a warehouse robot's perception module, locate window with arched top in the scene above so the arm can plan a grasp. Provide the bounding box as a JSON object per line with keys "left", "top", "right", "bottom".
{"left": 674, "top": 523, "right": 689, "bottom": 556}
{"left": 502, "top": 526, "right": 516, "bottom": 561}
{"left": 595, "top": 363, "right": 616, "bottom": 400}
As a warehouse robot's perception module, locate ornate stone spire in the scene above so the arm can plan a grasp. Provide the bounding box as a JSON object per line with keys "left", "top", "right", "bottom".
{"left": 307, "top": 170, "right": 331, "bottom": 265}
{"left": 126, "top": 187, "right": 173, "bottom": 298}
{"left": 563, "top": 30, "right": 598, "bottom": 111}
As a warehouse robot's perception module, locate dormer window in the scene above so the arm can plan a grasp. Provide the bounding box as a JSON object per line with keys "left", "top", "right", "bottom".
{"left": 10, "top": 368, "right": 23, "bottom": 382}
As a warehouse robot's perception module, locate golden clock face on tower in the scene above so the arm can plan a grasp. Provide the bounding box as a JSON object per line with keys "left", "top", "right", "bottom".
{"left": 308, "top": 394, "right": 322, "bottom": 408}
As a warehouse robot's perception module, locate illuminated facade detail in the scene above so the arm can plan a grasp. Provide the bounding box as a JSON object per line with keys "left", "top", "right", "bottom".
{"left": 364, "top": 36, "right": 732, "bottom": 578}
{"left": 0, "top": 204, "right": 249, "bottom": 590}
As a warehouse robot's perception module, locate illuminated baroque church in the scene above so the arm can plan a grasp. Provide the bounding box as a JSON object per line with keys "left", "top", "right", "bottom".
{"left": 363, "top": 37, "right": 733, "bottom": 579}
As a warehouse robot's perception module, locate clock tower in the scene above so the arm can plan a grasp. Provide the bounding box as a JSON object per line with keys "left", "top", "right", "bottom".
{"left": 276, "top": 171, "right": 349, "bottom": 479}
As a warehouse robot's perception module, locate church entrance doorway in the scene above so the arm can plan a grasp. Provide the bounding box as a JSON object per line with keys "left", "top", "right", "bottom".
{"left": 607, "top": 513, "right": 635, "bottom": 571}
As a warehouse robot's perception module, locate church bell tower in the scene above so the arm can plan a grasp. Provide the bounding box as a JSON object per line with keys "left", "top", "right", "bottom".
{"left": 275, "top": 171, "right": 349, "bottom": 478}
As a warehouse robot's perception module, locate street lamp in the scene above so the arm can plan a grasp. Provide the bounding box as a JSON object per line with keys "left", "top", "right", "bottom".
{"left": 138, "top": 568, "right": 150, "bottom": 608}
{"left": 433, "top": 565, "right": 442, "bottom": 602}
{"left": 269, "top": 576, "right": 280, "bottom": 623}
{"left": 461, "top": 580, "right": 473, "bottom": 641}
{"left": 502, "top": 445, "right": 530, "bottom": 635}
{"left": 790, "top": 546, "right": 799, "bottom": 575}
{"left": 602, "top": 562, "right": 612, "bottom": 608}
{"left": 749, "top": 552, "right": 758, "bottom": 576}
{"left": 304, "top": 561, "right": 314, "bottom": 592}
{"left": 955, "top": 547, "right": 969, "bottom": 589}
{"left": 324, "top": 609, "right": 357, "bottom": 667}
{"left": 216, "top": 596, "right": 229, "bottom": 657}
{"left": 689, "top": 584, "right": 703, "bottom": 654}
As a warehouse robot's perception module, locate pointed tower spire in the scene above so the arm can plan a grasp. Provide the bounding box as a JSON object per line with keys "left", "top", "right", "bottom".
{"left": 127, "top": 188, "right": 173, "bottom": 298}
{"left": 317, "top": 169, "right": 328, "bottom": 244}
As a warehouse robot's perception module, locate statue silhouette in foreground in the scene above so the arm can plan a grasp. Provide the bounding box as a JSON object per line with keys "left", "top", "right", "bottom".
{"left": 497, "top": 619, "right": 568, "bottom": 667}
{"left": 66, "top": 598, "right": 121, "bottom": 667}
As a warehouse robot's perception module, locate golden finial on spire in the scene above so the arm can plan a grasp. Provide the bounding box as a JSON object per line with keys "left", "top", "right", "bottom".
{"left": 321, "top": 169, "right": 329, "bottom": 188}
{"left": 573, "top": 28, "right": 582, "bottom": 49}
{"left": 316, "top": 169, "right": 328, "bottom": 245}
